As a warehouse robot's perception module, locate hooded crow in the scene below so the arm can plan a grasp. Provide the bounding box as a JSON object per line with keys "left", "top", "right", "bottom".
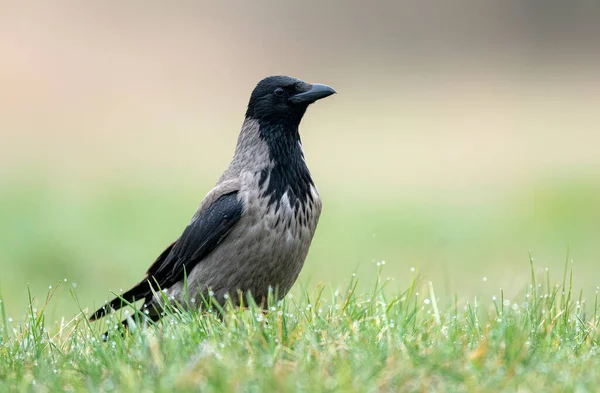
{"left": 89, "top": 76, "right": 335, "bottom": 329}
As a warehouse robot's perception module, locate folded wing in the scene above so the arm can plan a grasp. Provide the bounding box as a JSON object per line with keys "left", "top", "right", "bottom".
{"left": 89, "top": 190, "right": 243, "bottom": 321}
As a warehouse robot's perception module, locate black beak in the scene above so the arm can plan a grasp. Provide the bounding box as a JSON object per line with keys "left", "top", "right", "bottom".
{"left": 289, "top": 83, "right": 336, "bottom": 105}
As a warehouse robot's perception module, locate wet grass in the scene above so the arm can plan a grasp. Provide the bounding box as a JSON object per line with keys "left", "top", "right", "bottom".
{"left": 1, "top": 262, "right": 600, "bottom": 392}
{"left": 1, "top": 175, "right": 599, "bottom": 391}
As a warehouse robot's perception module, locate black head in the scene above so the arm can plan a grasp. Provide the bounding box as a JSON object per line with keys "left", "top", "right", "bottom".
{"left": 245, "top": 76, "right": 335, "bottom": 125}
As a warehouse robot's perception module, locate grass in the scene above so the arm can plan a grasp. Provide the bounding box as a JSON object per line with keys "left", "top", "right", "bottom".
{"left": 1, "top": 175, "right": 600, "bottom": 319}
{"left": 1, "top": 261, "right": 600, "bottom": 392}
{"left": 0, "top": 174, "right": 599, "bottom": 391}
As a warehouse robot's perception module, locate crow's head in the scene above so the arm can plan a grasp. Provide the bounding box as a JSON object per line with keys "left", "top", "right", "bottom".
{"left": 245, "top": 76, "right": 335, "bottom": 125}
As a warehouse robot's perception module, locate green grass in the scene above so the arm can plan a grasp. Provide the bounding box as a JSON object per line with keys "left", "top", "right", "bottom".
{"left": 1, "top": 174, "right": 599, "bottom": 391}
{"left": 1, "top": 175, "right": 600, "bottom": 320}
{"left": 1, "top": 262, "right": 600, "bottom": 392}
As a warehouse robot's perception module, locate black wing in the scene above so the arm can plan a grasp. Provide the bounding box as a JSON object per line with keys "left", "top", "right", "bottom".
{"left": 89, "top": 191, "right": 243, "bottom": 321}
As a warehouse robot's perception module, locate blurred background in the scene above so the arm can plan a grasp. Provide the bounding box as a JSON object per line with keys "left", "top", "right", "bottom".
{"left": 1, "top": 1, "right": 599, "bottom": 320}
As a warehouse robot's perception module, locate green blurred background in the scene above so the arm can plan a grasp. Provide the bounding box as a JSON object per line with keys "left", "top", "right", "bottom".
{"left": 1, "top": 2, "right": 599, "bottom": 321}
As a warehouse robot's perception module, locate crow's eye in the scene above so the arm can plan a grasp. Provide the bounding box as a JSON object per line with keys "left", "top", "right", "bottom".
{"left": 274, "top": 87, "right": 285, "bottom": 96}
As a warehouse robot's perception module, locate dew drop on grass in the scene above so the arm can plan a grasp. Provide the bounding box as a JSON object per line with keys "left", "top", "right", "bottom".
{"left": 410, "top": 267, "right": 415, "bottom": 272}
{"left": 482, "top": 277, "right": 487, "bottom": 282}
{"left": 424, "top": 299, "right": 431, "bottom": 305}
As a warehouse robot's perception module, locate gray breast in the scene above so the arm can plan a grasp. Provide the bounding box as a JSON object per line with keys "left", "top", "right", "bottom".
{"left": 170, "top": 169, "right": 322, "bottom": 307}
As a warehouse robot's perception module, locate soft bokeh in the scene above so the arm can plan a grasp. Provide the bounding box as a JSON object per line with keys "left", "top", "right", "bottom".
{"left": 1, "top": 1, "right": 599, "bottom": 319}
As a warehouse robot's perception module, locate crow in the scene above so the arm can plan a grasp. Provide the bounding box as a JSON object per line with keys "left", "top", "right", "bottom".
{"left": 89, "top": 76, "right": 335, "bottom": 332}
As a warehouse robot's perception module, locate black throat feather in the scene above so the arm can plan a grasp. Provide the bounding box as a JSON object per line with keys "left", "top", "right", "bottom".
{"left": 256, "top": 121, "right": 314, "bottom": 212}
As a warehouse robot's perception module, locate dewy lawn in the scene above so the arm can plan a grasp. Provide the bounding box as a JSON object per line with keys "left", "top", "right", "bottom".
{"left": 1, "top": 261, "right": 600, "bottom": 393}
